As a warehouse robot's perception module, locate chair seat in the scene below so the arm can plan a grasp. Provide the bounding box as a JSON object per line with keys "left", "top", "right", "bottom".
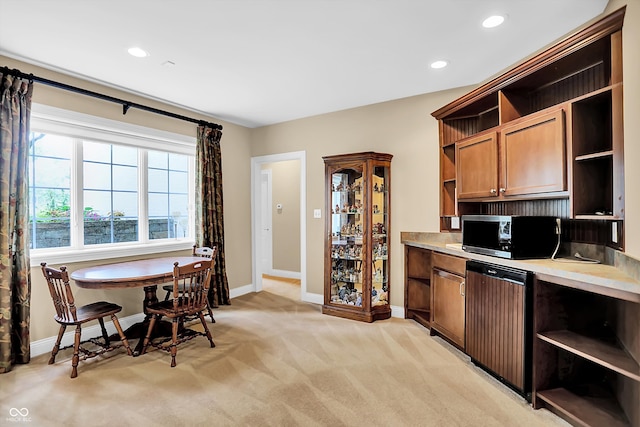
{"left": 146, "top": 299, "right": 207, "bottom": 319}
{"left": 161, "top": 283, "right": 192, "bottom": 293}
{"left": 54, "top": 301, "right": 123, "bottom": 325}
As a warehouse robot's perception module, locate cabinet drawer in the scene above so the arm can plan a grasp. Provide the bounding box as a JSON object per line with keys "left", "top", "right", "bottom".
{"left": 432, "top": 252, "right": 466, "bottom": 276}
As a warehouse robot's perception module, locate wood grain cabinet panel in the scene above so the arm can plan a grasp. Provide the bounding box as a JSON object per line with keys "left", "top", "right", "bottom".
{"left": 430, "top": 253, "right": 466, "bottom": 349}
{"left": 500, "top": 109, "right": 566, "bottom": 197}
{"left": 456, "top": 132, "right": 498, "bottom": 200}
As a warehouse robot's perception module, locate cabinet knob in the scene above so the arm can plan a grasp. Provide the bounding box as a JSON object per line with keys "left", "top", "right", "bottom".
{"left": 460, "top": 281, "right": 465, "bottom": 296}
{"left": 499, "top": 188, "right": 506, "bottom": 193}
{"left": 490, "top": 188, "right": 497, "bottom": 194}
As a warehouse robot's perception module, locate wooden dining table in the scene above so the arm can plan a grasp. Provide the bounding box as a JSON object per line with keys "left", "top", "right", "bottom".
{"left": 71, "top": 256, "right": 206, "bottom": 355}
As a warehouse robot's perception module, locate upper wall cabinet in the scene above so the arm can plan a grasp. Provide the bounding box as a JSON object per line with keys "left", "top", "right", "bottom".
{"left": 433, "top": 7, "right": 626, "bottom": 232}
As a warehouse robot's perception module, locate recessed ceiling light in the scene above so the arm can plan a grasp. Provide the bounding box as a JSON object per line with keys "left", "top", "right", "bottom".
{"left": 128, "top": 47, "right": 149, "bottom": 58}
{"left": 430, "top": 60, "right": 448, "bottom": 69}
{"left": 482, "top": 15, "right": 505, "bottom": 28}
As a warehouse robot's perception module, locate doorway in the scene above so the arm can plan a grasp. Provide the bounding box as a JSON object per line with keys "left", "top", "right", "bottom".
{"left": 251, "top": 151, "right": 306, "bottom": 300}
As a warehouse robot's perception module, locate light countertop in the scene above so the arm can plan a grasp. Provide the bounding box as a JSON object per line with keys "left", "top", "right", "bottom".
{"left": 401, "top": 232, "right": 640, "bottom": 303}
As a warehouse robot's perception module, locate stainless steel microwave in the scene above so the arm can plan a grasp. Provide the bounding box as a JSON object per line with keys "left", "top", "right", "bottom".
{"left": 461, "top": 215, "right": 559, "bottom": 259}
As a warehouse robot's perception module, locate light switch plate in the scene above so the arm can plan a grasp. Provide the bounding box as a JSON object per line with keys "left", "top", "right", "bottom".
{"left": 313, "top": 209, "right": 321, "bottom": 219}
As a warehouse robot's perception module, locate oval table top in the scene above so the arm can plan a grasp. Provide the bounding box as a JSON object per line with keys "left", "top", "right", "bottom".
{"left": 70, "top": 256, "right": 207, "bottom": 289}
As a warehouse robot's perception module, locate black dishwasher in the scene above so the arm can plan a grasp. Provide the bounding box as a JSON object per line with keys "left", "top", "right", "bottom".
{"left": 465, "top": 260, "right": 533, "bottom": 400}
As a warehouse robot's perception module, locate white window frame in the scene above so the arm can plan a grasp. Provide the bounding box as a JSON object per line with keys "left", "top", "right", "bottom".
{"left": 29, "top": 104, "right": 197, "bottom": 265}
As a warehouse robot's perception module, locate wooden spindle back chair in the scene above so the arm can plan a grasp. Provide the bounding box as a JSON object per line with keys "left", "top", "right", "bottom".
{"left": 142, "top": 259, "right": 216, "bottom": 367}
{"left": 162, "top": 245, "right": 217, "bottom": 322}
{"left": 40, "top": 262, "right": 132, "bottom": 378}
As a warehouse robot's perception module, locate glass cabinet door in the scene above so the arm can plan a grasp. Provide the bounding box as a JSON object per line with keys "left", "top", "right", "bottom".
{"left": 370, "top": 164, "right": 389, "bottom": 307}
{"left": 330, "top": 167, "right": 364, "bottom": 307}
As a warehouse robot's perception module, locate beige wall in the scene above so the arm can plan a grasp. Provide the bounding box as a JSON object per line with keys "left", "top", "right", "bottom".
{"left": 250, "top": 89, "right": 469, "bottom": 305}
{"left": 261, "top": 160, "right": 301, "bottom": 272}
{"left": 0, "top": 56, "right": 254, "bottom": 341}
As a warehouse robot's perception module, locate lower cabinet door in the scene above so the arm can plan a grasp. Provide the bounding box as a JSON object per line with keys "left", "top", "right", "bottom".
{"left": 431, "top": 268, "right": 465, "bottom": 348}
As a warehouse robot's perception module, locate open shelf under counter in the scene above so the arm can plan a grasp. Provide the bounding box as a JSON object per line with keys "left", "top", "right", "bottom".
{"left": 536, "top": 387, "right": 631, "bottom": 427}
{"left": 537, "top": 330, "right": 640, "bottom": 381}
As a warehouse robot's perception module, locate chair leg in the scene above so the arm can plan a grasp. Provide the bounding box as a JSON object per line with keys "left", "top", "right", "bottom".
{"left": 98, "top": 317, "right": 110, "bottom": 347}
{"left": 170, "top": 318, "right": 179, "bottom": 367}
{"left": 206, "top": 300, "right": 215, "bottom": 323}
{"left": 49, "top": 325, "right": 66, "bottom": 365}
{"left": 71, "top": 325, "right": 82, "bottom": 378}
{"left": 141, "top": 315, "right": 158, "bottom": 355}
{"left": 111, "top": 314, "right": 133, "bottom": 356}
{"left": 198, "top": 312, "right": 215, "bottom": 348}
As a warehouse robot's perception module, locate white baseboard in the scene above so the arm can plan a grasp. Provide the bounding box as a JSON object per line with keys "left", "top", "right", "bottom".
{"left": 302, "top": 292, "right": 323, "bottom": 305}
{"left": 30, "top": 312, "right": 146, "bottom": 358}
{"left": 229, "top": 283, "right": 255, "bottom": 299}
{"left": 391, "top": 305, "right": 405, "bottom": 319}
{"left": 266, "top": 269, "right": 301, "bottom": 280}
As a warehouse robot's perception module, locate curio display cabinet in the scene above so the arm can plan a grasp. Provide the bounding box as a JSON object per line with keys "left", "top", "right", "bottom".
{"left": 322, "top": 152, "right": 392, "bottom": 322}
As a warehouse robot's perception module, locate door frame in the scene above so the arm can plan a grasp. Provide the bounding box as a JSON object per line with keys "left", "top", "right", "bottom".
{"left": 260, "top": 169, "right": 273, "bottom": 275}
{"left": 251, "top": 151, "right": 306, "bottom": 299}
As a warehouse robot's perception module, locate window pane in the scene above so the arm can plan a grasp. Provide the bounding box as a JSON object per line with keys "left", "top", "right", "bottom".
{"left": 148, "top": 193, "right": 168, "bottom": 217}
{"left": 169, "top": 170, "right": 188, "bottom": 193}
{"left": 32, "top": 133, "right": 71, "bottom": 158}
{"left": 83, "top": 141, "right": 139, "bottom": 245}
{"left": 84, "top": 163, "right": 111, "bottom": 190}
{"left": 112, "top": 191, "right": 138, "bottom": 218}
{"left": 148, "top": 150, "right": 190, "bottom": 240}
{"left": 34, "top": 158, "right": 71, "bottom": 188}
{"left": 170, "top": 194, "right": 189, "bottom": 238}
{"left": 83, "top": 140, "right": 111, "bottom": 162}
{"left": 112, "top": 145, "right": 137, "bottom": 166}
{"left": 169, "top": 153, "right": 188, "bottom": 171}
{"left": 113, "top": 217, "right": 138, "bottom": 243}
{"left": 148, "top": 169, "right": 168, "bottom": 193}
{"left": 29, "top": 132, "right": 72, "bottom": 249}
{"left": 148, "top": 151, "right": 167, "bottom": 169}
{"left": 113, "top": 165, "right": 137, "bottom": 191}
{"left": 83, "top": 190, "right": 111, "bottom": 218}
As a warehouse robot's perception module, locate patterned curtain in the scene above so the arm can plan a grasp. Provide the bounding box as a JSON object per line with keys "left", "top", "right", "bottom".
{"left": 195, "top": 125, "right": 230, "bottom": 306}
{"left": 0, "top": 72, "right": 33, "bottom": 373}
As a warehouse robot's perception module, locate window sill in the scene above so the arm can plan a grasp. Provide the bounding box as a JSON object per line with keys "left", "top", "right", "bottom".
{"left": 30, "top": 240, "right": 195, "bottom": 266}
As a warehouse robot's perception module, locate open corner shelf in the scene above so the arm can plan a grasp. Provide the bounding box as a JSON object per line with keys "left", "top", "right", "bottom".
{"left": 537, "top": 330, "right": 640, "bottom": 381}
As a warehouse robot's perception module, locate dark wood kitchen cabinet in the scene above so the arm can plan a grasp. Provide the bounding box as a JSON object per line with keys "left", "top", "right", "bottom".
{"left": 456, "top": 132, "right": 498, "bottom": 200}
{"left": 430, "top": 253, "right": 466, "bottom": 349}
{"left": 434, "top": 8, "right": 626, "bottom": 233}
{"left": 456, "top": 109, "right": 566, "bottom": 201}
{"left": 499, "top": 109, "right": 566, "bottom": 197}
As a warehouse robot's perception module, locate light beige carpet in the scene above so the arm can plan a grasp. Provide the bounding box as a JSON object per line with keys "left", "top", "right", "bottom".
{"left": 1, "top": 277, "right": 568, "bottom": 426}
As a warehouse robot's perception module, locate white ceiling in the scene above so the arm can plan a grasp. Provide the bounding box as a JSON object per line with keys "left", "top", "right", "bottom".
{"left": 0, "top": 0, "right": 608, "bottom": 128}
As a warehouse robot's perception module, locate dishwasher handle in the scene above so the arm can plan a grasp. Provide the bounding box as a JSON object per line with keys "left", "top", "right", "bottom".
{"left": 466, "top": 260, "right": 530, "bottom": 285}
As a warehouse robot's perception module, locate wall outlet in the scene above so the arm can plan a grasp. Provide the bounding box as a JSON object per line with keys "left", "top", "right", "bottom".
{"left": 450, "top": 216, "right": 460, "bottom": 229}
{"left": 313, "top": 209, "right": 321, "bottom": 219}
{"left": 612, "top": 222, "right": 618, "bottom": 243}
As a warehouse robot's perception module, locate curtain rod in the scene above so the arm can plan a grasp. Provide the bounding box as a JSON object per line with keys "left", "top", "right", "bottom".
{"left": 1, "top": 66, "right": 223, "bottom": 130}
